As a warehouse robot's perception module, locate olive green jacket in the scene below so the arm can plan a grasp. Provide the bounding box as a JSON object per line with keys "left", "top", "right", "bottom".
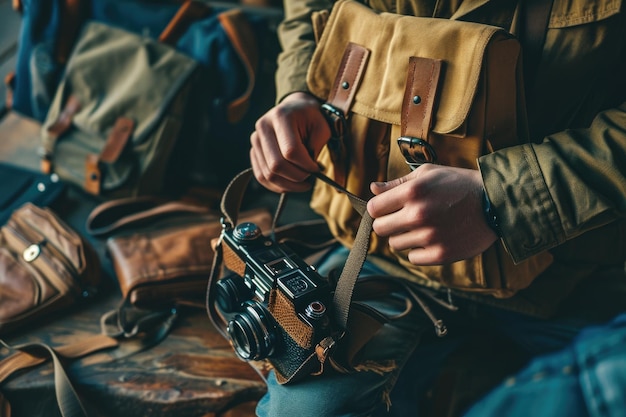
{"left": 274, "top": 0, "right": 626, "bottom": 317}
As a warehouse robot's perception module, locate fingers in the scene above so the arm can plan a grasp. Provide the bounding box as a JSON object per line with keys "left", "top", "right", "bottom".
{"left": 368, "top": 173, "right": 424, "bottom": 229}
{"left": 249, "top": 93, "right": 327, "bottom": 193}
{"left": 250, "top": 133, "right": 312, "bottom": 194}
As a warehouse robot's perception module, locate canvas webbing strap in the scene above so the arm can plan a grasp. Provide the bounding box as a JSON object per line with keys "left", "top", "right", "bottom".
{"left": 211, "top": 168, "right": 372, "bottom": 332}
{"left": 0, "top": 335, "right": 118, "bottom": 417}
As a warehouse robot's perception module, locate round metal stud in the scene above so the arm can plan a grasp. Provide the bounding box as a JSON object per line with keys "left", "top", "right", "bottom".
{"left": 23, "top": 244, "right": 41, "bottom": 262}
{"left": 341, "top": 81, "right": 350, "bottom": 89}
{"left": 413, "top": 95, "right": 421, "bottom": 104}
{"left": 37, "top": 182, "right": 46, "bottom": 192}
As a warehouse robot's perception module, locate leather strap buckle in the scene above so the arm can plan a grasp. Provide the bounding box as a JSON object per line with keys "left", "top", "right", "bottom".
{"left": 397, "top": 136, "right": 437, "bottom": 170}
{"left": 321, "top": 103, "right": 349, "bottom": 178}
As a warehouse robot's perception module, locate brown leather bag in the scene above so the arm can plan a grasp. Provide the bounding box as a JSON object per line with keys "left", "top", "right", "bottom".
{"left": 87, "top": 196, "right": 273, "bottom": 310}
{"left": 307, "top": 0, "right": 553, "bottom": 298}
{"left": 0, "top": 203, "right": 101, "bottom": 335}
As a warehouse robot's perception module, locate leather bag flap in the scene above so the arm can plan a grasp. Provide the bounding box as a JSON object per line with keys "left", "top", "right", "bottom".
{"left": 306, "top": 0, "right": 519, "bottom": 135}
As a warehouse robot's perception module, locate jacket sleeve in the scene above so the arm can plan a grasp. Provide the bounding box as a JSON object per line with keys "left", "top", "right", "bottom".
{"left": 479, "top": 101, "right": 626, "bottom": 264}
{"left": 274, "top": 0, "right": 333, "bottom": 103}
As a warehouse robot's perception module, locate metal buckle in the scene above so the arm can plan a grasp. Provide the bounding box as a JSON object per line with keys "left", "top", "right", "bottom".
{"left": 397, "top": 136, "right": 437, "bottom": 170}
{"left": 321, "top": 103, "right": 346, "bottom": 136}
{"left": 320, "top": 103, "right": 350, "bottom": 185}
{"left": 320, "top": 103, "right": 348, "bottom": 159}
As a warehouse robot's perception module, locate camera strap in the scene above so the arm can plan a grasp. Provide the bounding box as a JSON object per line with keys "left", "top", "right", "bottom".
{"left": 206, "top": 168, "right": 373, "bottom": 341}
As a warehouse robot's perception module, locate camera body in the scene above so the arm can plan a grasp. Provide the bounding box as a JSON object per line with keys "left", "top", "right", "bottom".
{"left": 216, "top": 221, "right": 332, "bottom": 371}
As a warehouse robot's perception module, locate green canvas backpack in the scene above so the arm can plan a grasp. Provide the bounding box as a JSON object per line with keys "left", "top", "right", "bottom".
{"left": 40, "top": 21, "right": 199, "bottom": 198}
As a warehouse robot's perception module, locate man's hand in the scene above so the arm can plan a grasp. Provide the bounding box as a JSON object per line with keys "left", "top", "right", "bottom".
{"left": 367, "top": 164, "right": 499, "bottom": 265}
{"left": 250, "top": 92, "right": 330, "bottom": 193}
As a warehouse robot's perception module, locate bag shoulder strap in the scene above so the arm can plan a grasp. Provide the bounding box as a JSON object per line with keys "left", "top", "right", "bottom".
{"left": 85, "top": 196, "right": 215, "bottom": 237}
{"left": 0, "top": 335, "right": 118, "bottom": 417}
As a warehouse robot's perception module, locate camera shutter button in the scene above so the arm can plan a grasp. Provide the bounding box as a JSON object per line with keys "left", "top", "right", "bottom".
{"left": 233, "top": 222, "right": 262, "bottom": 242}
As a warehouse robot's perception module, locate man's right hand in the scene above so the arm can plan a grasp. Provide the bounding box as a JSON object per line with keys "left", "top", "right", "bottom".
{"left": 250, "top": 92, "right": 330, "bottom": 193}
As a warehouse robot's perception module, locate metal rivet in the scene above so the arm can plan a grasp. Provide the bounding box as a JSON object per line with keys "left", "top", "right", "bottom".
{"left": 37, "top": 182, "right": 46, "bottom": 192}
{"left": 50, "top": 173, "right": 59, "bottom": 183}
{"left": 413, "top": 95, "right": 421, "bottom": 104}
{"left": 341, "top": 81, "right": 349, "bottom": 89}
{"left": 23, "top": 244, "right": 41, "bottom": 262}
{"left": 90, "top": 172, "right": 99, "bottom": 181}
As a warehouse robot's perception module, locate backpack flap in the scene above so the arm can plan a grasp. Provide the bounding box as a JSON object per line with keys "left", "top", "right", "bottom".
{"left": 41, "top": 21, "right": 198, "bottom": 198}
{"left": 306, "top": 0, "right": 552, "bottom": 298}
{"left": 307, "top": 0, "right": 527, "bottom": 170}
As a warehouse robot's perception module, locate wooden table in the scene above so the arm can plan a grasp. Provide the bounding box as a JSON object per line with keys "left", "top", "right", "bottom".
{"left": 0, "top": 111, "right": 270, "bottom": 417}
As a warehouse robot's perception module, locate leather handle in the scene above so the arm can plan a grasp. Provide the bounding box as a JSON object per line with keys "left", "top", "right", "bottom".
{"left": 218, "top": 9, "right": 259, "bottom": 123}
{"left": 86, "top": 196, "right": 214, "bottom": 237}
{"left": 159, "top": 0, "right": 212, "bottom": 45}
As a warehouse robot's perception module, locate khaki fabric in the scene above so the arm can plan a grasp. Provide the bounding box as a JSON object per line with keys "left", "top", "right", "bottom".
{"left": 275, "top": 0, "right": 626, "bottom": 317}
{"left": 41, "top": 22, "right": 198, "bottom": 198}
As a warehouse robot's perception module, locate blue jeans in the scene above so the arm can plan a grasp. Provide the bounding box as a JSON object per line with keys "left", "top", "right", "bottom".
{"left": 462, "top": 313, "right": 626, "bottom": 417}
{"left": 255, "top": 245, "right": 626, "bottom": 417}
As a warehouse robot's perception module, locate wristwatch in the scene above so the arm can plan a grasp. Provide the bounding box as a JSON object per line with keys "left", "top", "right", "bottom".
{"left": 482, "top": 189, "right": 502, "bottom": 237}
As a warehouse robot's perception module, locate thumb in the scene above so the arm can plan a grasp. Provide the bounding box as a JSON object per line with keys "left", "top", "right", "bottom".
{"left": 370, "top": 175, "right": 408, "bottom": 196}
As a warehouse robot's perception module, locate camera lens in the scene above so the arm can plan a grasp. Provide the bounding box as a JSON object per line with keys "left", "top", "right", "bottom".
{"left": 216, "top": 274, "right": 254, "bottom": 313}
{"left": 227, "top": 301, "right": 276, "bottom": 360}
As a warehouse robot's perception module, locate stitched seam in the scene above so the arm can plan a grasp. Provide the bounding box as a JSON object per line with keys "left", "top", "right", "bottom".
{"left": 403, "top": 60, "right": 415, "bottom": 136}
{"left": 420, "top": 61, "right": 436, "bottom": 139}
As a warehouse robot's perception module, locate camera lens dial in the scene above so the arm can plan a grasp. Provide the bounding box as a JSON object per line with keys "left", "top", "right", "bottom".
{"left": 233, "top": 222, "right": 262, "bottom": 242}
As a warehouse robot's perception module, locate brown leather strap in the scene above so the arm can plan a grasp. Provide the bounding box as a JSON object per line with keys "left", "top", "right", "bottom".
{"left": 56, "top": 0, "right": 89, "bottom": 65}
{"left": 83, "top": 117, "right": 135, "bottom": 195}
{"left": 401, "top": 56, "right": 442, "bottom": 140}
{"left": 218, "top": 9, "right": 259, "bottom": 123}
{"left": 86, "top": 195, "right": 214, "bottom": 237}
{"left": 323, "top": 42, "right": 370, "bottom": 186}
{"left": 159, "top": 0, "right": 212, "bottom": 45}
{"left": 43, "top": 95, "right": 82, "bottom": 174}
{"left": 4, "top": 71, "right": 15, "bottom": 110}
{"left": 100, "top": 117, "right": 134, "bottom": 164}
{"left": 84, "top": 154, "right": 102, "bottom": 195}
{"left": 326, "top": 42, "right": 369, "bottom": 116}
{"left": 46, "top": 95, "right": 81, "bottom": 139}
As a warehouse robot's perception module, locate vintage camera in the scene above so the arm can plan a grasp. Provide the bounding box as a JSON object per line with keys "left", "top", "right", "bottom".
{"left": 216, "top": 221, "right": 332, "bottom": 366}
